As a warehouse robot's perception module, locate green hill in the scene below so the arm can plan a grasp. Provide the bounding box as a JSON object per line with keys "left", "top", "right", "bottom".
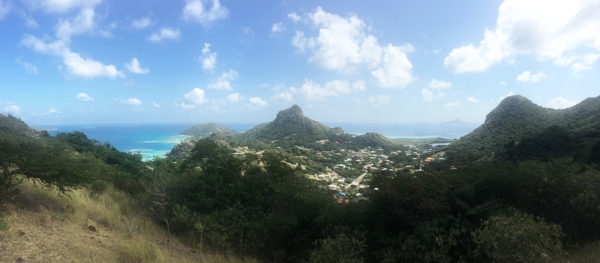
{"left": 179, "top": 122, "right": 237, "bottom": 137}
{"left": 234, "top": 105, "right": 397, "bottom": 150}
{"left": 446, "top": 95, "right": 600, "bottom": 163}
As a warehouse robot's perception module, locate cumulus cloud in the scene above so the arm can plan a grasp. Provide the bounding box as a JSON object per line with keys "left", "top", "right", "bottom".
{"left": 271, "top": 22, "right": 285, "bottom": 34}
{"left": 153, "top": 102, "right": 160, "bottom": 108}
{"left": 208, "top": 70, "right": 237, "bottom": 90}
{"left": 131, "top": 17, "right": 152, "bottom": 29}
{"left": 288, "top": 12, "right": 301, "bottom": 23}
{"left": 76, "top": 92, "right": 94, "bottom": 101}
{"left": 292, "top": 7, "right": 414, "bottom": 88}
{"left": 125, "top": 57, "right": 149, "bottom": 74}
{"left": 249, "top": 97, "right": 268, "bottom": 107}
{"left": 516, "top": 70, "right": 546, "bottom": 83}
{"left": 444, "top": 0, "right": 600, "bottom": 73}
{"left": 25, "top": 0, "right": 101, "bottom": 14}
{"left": 122, "top": 98, "right": 142, "bottom": 106}
{"left": 227, "top": 93, "right": 240, "bottom": 103}
{"left": 371, "top": 44, "right": 415, "bottom": 88}
{"left": 147, "top": 27, "right": 180, "bottom": 43}
{"left": 182, "top": 0, "right": 228, "bottom": 25}
{"left": 183, "top": 88, "right": 207, "bottom": 107}
{"left": 3, "top": 104, "right": 20, "bottom": 114}
{"left": 20, "top": 8, "right": 125, "bottom": 79}
{"left": 421, "top": 79, "right": 452, "bottom": 101}
{"left": 201, "top": 43, "right": 217, "bottom": 71}
{"left": 298, "top": 79, "right": 365, "bottom": 100}
{"left": 546, "top": 97, "right": 578, "bottom": 109}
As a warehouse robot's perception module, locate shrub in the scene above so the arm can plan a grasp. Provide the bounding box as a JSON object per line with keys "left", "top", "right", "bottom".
{"left": 309, "top": 231, "right": 366, "bottom": 263}
{"left": 472, "top": 209, "right": 564, "bottom": 263}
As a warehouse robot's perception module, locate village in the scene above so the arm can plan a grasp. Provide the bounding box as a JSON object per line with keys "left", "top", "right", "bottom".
{"left": 233, "top": 140, "right": 450, "bottom": 201}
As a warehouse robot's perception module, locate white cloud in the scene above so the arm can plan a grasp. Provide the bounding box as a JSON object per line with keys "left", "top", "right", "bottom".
{"left": 428, "top": 79, "right": 452, "bottom": 89}
{"left": 271, "top": 22, "right": 285, "bottom": 34}
{"left": 76, "top": 92, "right": 94, "bottom": 102}
{"left": 444, "top": 101, "right": 461, "bottom": 108}
{"left": 0, "top": 0, "right": 11, "bottom": 19}
{"left": 3, "top": 104, "right": 20, "bottom": 114}
{"left": 291, "top": 31, "right": 311, "bottom": 53}
{"left": 422, "top": 79, "right": 452, "bottom": 101}
{"left": 299, "top": 79, "right": 364, "bottom": 100}
{"left": 16, "top": 59, "right": 38, "bottom": 75}
{"left": 444, "top": 0, "right": 600, "bottom": 73}
{"left": 184, "top": 88, "right": 207, "bottom": 106}
{"left": 131, "top": 17, "right": 152, "bottom": 29}
{"left": 558, "top": 53, "right": 600, "bottom": 73}
{"left": 147, "top": 27, "right": 180, "bottom": 43}
{"left": 153, "top": 102, "right": 160, "bottom": 108}
{"left": 516, "top": 70, "right": 546, "bottom": 83}
{"left": 182, "top": 0, "right": 228, "bottom": 25}
{"left": 467, "top": 97, "right": 479, "bottom": 103}
{"left": 288, "top": 12, "right": 301, "bottom": 23}
{"left": 61, "top": 49, "right": 124, "bottom": 78}
{"left": 125, "top": 57, "right": 149, "bottom": 74}
{"left": 176, "top": 102, "right": 196, "bottom": 110}
{"left": 546, "top": 97, "right": 577, "bottom": 109}
{"left": 273, "top": 91, "right": 294, "bottom": 102}
{"left": 227, "top": 93, "right": 240, "bottom": 103}
{"left": 249, "top": 97, "right": 268, "bottom": 107}
{"left": 56, "top": 8, "right": 96, "bottom": 41}
{"left": 122, "top": 98, "right": 142, "bottom": 106}
{"left": 201, "top": 43, "right": 217, "bottom": 71}
{"left": 20, "top": 8, "right": 125, "bottom": 80}
{"left": 208, "top": 70, "right": 237, "bottom": 90}
{"left": 293, "top": 7, "right": 415, "bottom": 88}
{"left": 371, "top": 44, "right": 415, "bottom": 88}
{"left": 25, "top": 0, "right": 101, "bottom": 14}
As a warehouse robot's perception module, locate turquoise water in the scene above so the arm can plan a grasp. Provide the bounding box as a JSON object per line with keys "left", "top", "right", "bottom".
{"left": 46, "top": 124, "right": 255, "bottom": 161}
{"left": 44, "top": 122, "right": 477, "bottom": 161}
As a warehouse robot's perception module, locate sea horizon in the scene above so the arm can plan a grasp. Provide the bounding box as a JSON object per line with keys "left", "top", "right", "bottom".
{"left": 42, "top": 122, "right": 479, "bottom": 160}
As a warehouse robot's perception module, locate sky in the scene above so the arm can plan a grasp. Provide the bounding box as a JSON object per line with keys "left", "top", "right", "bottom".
{"left": 0, "top": 0, "right": 599, "bottom": 125}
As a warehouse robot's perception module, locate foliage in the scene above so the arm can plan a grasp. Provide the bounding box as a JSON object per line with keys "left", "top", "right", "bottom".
{"left": 472, "top": 209, "right": 564, "bottom": 263}
{"left": 179, "top": 122, "right": 237, "bottom": 137}
{"left": 309, "top": 230, "right": 366, "bottom": 263}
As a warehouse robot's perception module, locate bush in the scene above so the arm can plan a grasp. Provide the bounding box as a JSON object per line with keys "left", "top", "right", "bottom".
{"left": 472, "top": 209, "right": 564, "bottom": 263}
{"left": 309, "top": 231, "right": 366, "bottom": 263}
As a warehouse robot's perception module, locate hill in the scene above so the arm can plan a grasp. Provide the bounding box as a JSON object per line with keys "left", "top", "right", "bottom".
{"left": 234, "top": 105, "right": 397, "bottom": 150}
{"left": 179, "top": 122, "right": 237, "bottom": 137}
{"left": 445, "top": 95, "right": 600, "bottom": 162}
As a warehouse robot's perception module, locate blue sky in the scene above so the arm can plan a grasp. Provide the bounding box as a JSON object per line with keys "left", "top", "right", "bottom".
{"left": 0, "top": 0, "right": 599, "bottom": 125}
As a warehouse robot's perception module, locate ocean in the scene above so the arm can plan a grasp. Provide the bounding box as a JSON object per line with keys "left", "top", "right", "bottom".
{"left": 44, "top": 122, "right": 478, "bottom": 161}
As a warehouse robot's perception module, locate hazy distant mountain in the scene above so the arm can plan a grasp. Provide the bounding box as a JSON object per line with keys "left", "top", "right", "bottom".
{"left": 180, "top": 122, "right": 237, "bottom": 137}
{"left": 446, "top": 95, "right": 600, "bottom": 162}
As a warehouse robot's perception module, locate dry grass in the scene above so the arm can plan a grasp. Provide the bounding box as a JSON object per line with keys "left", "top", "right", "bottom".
{"left": 0, "top": 179, "right": 251, "bottom": 263}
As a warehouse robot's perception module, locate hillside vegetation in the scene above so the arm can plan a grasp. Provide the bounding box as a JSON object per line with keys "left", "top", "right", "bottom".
{"left": 446, "top": 95, "right": 600, "bottom": 163}
{"left": 3, "top": 94, "right": 600, "bottom": 262}
{"left": 179, "top": 123, "right": 237, "bottom": 137}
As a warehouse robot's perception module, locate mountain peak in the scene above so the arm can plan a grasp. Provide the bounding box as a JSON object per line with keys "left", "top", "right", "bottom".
{"left": 274, "top": 105, "right": 304, "bottom": 122}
